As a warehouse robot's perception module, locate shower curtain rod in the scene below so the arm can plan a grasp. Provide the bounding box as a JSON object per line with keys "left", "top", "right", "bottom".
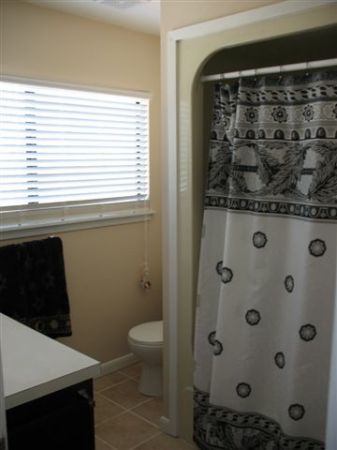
{"left": 200, "top": 57, "right": 337, "bottom": 82}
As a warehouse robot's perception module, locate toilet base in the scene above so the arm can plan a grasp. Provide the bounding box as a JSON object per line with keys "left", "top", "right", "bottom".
{"left": 138, "top": 364, "right": 162, "bottom": 397}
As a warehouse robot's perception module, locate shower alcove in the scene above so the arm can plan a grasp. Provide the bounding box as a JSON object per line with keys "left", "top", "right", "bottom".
{"left": 162, "top": 0, "right": 337, "bottom": 443}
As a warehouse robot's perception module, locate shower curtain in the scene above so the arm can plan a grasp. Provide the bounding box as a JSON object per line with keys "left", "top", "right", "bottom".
{"left": 194, "top": 71, "right": 337, "bottom": 450}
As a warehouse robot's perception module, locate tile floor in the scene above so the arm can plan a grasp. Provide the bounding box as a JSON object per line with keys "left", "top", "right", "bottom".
{"left": 94, "top": 363, "right": 196, "bottom": 450}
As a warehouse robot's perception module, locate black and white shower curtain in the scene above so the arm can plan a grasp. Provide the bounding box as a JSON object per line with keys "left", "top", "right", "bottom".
{"left": 194, "top": 71, "right": 337, "bottom": 449}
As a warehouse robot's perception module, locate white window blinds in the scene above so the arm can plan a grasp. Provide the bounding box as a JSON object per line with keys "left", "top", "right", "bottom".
{"left": 0, "top": 79, "right": 151, "bottom": 236}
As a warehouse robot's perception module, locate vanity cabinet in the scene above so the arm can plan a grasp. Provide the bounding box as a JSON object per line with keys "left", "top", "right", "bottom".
{"left": 0, "top": 314, "right": 100, "bottom": 450}
{"left": 6, "top": 380, "right": 95, "bottom": 450}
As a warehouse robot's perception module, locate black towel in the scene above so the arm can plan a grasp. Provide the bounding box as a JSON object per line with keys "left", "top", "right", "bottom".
{"left": 0, "top": 237, "right": 72, "bottom": 338}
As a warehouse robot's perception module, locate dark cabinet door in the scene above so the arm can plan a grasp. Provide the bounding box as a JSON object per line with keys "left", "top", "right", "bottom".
{"left": 6, "top": 380, "right": 95, "bottom": 450}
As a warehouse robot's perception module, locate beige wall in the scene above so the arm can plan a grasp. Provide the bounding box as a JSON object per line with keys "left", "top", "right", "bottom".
{"left": 0, "top": 0, "right": 162, "bottom": 363}
{"left": 160, "top": 0, "right": 282, "bottom": 33}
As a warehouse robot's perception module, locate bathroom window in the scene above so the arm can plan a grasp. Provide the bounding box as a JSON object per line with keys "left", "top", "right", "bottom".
{"left": 0, "top": 78, "right": 151, "bottom": 238}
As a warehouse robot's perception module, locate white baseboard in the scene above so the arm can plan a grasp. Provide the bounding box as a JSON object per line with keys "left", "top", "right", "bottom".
{"left": 98, "top": 353, "right": 139, "bottom": 377}
{"left": 160, "top": 416, "right": 178, "bottom": 437}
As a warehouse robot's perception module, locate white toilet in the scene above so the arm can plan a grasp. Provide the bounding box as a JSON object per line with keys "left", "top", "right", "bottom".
{"left": 128, "top": 320, "right": 163, "bottom": 397}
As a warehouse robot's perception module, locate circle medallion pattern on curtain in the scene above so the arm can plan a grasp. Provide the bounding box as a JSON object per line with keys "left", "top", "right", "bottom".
{"left": 208, "top": 331, "right": 216, "bottom": 346}
{"left": 333, "top": 103, "right": 337, "bottom": 118}
{"left": 245, "top": 107, "right": 259, "bottom": 124}
{"left": 271, "top": 106, "right": 288, "bottom": 123}
{"left": 308, "top": 239, "right": 326, "bottom": 257}
{"left": 216, "top": 261, "right": 223, "bottom": 276}
{"left": 208, "top": 331, "right": 223, "bottom": 356}
{"left": 216, "top": 262, "right": 233, "bottom": 283}
{"left": 303, "top": 105, "right": 315, "bottom": 122}
{"left": 284, "top": 275, "right": 295, "bottom": 293}
{"left": 299, "top": 324, "right": 317, "bottom": 341}
{"left": 213, "top": 340, "right": 223, "bottom": 356}
{"left": 252, "top": 231, "right": 268, "bottom": 248}
{"left": 221, "top": 267, "right": 233, "bottom": 284}
{"left": 288, "top": 404, "right": 305, "bottom": 421}
{"left": 236, "top": 383, "right": 252, "bottom": 398}
{"left": 274, "top": 352, "right": 286, "bottom": 369}
{"left": 245, "top": 309, "right": 261, "bottom": 325}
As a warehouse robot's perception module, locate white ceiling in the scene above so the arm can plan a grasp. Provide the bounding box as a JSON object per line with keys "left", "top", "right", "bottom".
{"left": 26, "top": 0, "right": 160, "bottom": 35}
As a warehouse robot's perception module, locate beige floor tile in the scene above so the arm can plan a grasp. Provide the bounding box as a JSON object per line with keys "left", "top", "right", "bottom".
{"left": 95, "top": 437, "right": 117, "bottom": 450}
{"left": 119, "top": 363, "right": 143, "bottom": 380}
{"left": 131, "top": 397, "right": 163, "bottom": 427}
{"left": 95, "top": 372, "right": 129, "bottom": 392}
{"left": 100, "top": 379, "right": 150, "bottom": 409}
{"left": 95, "top": 393, "right": 125, "bottom": 425}
{"left": 95, "top": 412, "right": 160, "bottom": 450}
{"left": 133, "top": 433, "right": 194, "bottom": 450}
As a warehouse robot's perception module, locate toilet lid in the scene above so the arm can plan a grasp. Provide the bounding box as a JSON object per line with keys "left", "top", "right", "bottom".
{"left": 128, "top": 321, "right": 163, "bottom": 346}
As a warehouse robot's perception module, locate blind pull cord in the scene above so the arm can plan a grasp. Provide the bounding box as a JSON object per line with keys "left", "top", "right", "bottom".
{"left": 140, "top": 197, "right": 151, "bottom": 291}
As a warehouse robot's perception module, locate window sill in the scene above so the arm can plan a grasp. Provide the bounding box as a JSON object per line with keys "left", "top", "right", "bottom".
{"left": 0, "top": 208, "right": 154, "bottom": 241}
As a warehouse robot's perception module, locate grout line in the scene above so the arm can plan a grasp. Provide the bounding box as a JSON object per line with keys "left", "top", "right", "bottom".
{"left": 129, "top": 430, "right": 162, "bottom": 450}
{"left": 95, "top": 396, "right": 156, "bottom": 429}
{"left": 128, "top": 376, "right": 140, "bottom": 382}
{"left": 95, "top": 410, "right": 129, "bottom": 429}
{"left": 94, "top": 368, "right": 165, "bottom": 448}
{"left": 95, "top": 401, "right": 160, "bottom": 431}
{"left": 95, "top": 410, "right": 127, "bottom": 428}
{"left": 96, "top": 373, "right": 142, "bottom": 394}
{"left": 95, "top": 376, "right": 133, "bottom": 393}
{"left": 97, "top": 380, "right": 134, "bottom": 395}
{"left": 94, "top": 366, "right": 142, "bottom": 394}
{"left": 95, "top": 410, "right": 161, "bottom": 450}
{"left": 95, "top": 392, "right": 129, "bottom": 411}
{"left": 117, "top": 370, "right": 141, "bottom": 381}
{"left": 128, "top": 409, "right": 161, "bottom": 429}
{"left": 97, "top": 391, "right": 152, "bottom": 410}
{"left": 95, "top": 435, "right": 118, "bottom": 450}
{"left": 127, "top": 398, "right": 153, "bottom": 409}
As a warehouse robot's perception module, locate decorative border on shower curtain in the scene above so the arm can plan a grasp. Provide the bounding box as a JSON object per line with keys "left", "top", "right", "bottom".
{"left": 205, "top": 194, "right": 337, "bottom": 221}
{"left": 194, "top": 388, "right": 325, "bottom": 450}
{"left": 205, "top": 71, "right": 337, "bottom": 222}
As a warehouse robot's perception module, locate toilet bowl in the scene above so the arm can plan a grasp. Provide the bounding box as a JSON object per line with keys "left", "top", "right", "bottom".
{"left": 128, "top": 320, "right": 163, "bottom": 397}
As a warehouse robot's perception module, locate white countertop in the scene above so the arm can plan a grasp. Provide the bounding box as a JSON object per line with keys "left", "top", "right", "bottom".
{"left": 0, "top": 314, "right": 100, "bottom": 410}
